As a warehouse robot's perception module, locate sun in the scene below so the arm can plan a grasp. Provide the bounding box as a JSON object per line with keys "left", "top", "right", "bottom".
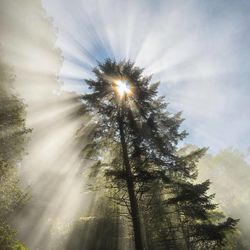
{"left": 115, "top": 79, "right": 131, "bottom": 97}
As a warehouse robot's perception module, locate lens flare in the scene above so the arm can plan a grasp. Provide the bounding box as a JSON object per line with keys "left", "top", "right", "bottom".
{"left": 115, "top": 79, "right": 131, "bottom": 97}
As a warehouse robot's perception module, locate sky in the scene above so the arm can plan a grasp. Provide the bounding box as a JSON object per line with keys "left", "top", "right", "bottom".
{"left": 42, "top": 0, "right": 250, "bottom": 154}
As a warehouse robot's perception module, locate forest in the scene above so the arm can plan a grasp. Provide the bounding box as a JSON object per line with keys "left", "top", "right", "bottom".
{"left": 1, "top": 0, "right": 250, "bottom": 249}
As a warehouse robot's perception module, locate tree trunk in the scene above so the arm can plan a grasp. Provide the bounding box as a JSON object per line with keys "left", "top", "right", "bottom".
{"left": 118, "top": 104, "right": 144, "bottom": 250}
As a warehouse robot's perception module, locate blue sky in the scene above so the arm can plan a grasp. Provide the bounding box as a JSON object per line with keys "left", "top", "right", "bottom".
{"left": 42, "top": 0, "right": 250, "bottom": 154}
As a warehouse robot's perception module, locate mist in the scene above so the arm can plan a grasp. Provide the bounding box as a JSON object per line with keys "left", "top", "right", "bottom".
{"left": 197, "top": 148, "right": 250, "bottom": 248}
{"left": 1, "top": 0, "right": 96, "bottom": 248}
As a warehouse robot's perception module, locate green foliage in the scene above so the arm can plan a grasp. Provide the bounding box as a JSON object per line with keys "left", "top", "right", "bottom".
{"left": 0, "top": 68, "right": 31, "bottom": 165}
{"left": 0, "top": 61, "right": 29, "bottom": 250}
{"left": 0, "top": 222, "right": 28, "bottom": 250}
{"left": 0, "top": 160, "right": 27, "bottom": 219}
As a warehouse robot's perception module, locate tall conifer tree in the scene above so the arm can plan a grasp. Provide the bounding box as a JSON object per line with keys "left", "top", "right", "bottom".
{"left": 82, "top": 59, "right": 237, "bottom": 250}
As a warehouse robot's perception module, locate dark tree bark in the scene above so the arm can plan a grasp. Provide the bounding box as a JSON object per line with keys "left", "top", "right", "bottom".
{"left": 118, "top": 99, "right": 144, "bottom": 250}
